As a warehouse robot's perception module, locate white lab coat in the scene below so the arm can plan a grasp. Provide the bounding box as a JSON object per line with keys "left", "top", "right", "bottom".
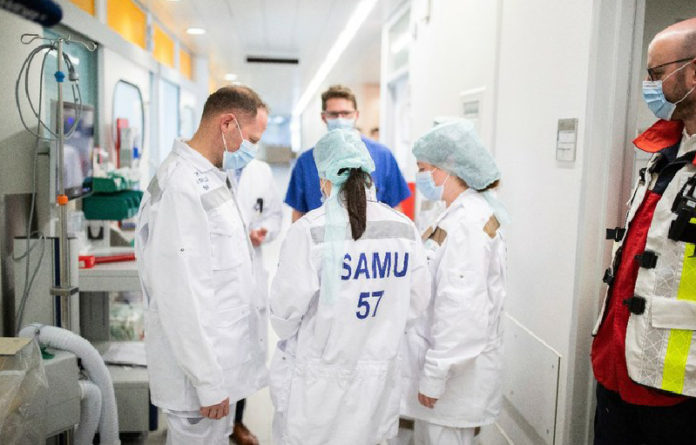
{"left": 232, "top": 159, "right": 283, "bottom": 359}
{"left": 135, "top": 139, "right": 268, "bottom": 413}
{"left": 269, "top": 198, "right": 431, "bottom": 445}
{"left": 400, "top": 189, "right": 507, "bottom": 428}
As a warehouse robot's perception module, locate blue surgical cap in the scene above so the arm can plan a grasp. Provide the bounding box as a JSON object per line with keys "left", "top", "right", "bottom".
{"left": 412, "top": 119, "right": 500, "bottom": 190}
{"left": 314, "top": 129, "right": 375, "bottom": 185}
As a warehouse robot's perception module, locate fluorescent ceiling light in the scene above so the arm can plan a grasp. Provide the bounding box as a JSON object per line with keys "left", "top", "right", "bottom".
{"left": 224, "top": 73, "right": 238, "bottom": 81}
{"left": 292, "top": 0, "right": 378, "bottom": 118}
{"left": 186, "top": 27, "right": 206, "bottom": 35}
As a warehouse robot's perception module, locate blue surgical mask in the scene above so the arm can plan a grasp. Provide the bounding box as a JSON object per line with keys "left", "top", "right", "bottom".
{"left": 222, "top": 119, "right": 258, "bottom": 170}
{"left": 416, "top": 170, "right": 447, "bottom": 201}
{"left": 642, "top": 60, "right": 696, "bottom": 120}
{"left": 326, "top": 117, "right": 356, "bottom": 131}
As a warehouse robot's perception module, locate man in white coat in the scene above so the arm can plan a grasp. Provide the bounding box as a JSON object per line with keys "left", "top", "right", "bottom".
{"left": 228, "top": 158, "right": 283, "bottom": 444}
{"left": 135, "top": 85, "right": 269, "bottom": 445}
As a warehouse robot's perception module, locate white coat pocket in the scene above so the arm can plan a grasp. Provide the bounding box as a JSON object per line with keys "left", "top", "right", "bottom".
{"left": 209, "top": 306, "right": 252, "bottom": 371}
{"left": 209, "top": 210, "right": 245, "bottom": 271}
{"left": 210, "top": 234, "right": 243, "bottom": 270}
{"left": 208, "top": 206, "right": 251, "bottom": 309}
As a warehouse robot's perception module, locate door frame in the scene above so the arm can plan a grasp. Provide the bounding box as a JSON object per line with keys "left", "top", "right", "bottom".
{"left": 567, "top": 0, "right": 645, "bottom": 443}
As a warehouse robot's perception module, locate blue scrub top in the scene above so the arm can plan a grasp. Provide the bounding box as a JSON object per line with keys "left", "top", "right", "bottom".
{"left": 285, "top": 135, "right": 411, "bottom": 213}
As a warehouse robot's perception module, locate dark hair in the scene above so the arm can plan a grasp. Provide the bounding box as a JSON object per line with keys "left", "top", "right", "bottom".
{"left": 321, "top": 85, "right": 358, "bottom": 111}
{"left": 339, "top": 168, "right": 373, "bottom": 240}
{"left": 478, "top": 180, "right": 500, "bottom": 192}
{"left": 454, "top": 176, "right": 500, "bottom": 192}
{"left": 201, "top": 85, "right": 267, "bottom": 121}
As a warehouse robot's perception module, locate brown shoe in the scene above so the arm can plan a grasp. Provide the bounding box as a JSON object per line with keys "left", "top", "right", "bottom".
{"left": 230, "top": 421, "right": 259, "bottom": 445}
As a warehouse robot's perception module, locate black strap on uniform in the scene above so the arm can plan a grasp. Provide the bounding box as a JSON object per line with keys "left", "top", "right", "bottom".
{"left": 635, "top": 250, "right": 658, "bottom": 269}
{"left": 606, "top": 227, "right": 626, "bottom": 242}
{"left": 602, "top": 268, "right": 614, "bottom": 286}
{"left": 669, "top": 196, "right": 696, "bottom": 243}
{"left": 623, "top": 296, "right": 646, "bottom": 315}
{"left": 669, "top": 156, "right": 696, "bottom": 243}
{"left": 649, "top": 152, "right": 670, "bottom": 175}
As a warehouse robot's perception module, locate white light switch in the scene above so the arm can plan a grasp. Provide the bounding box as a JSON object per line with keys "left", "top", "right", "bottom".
{"left": 556, "top": 118, "right": 578, "bottom": 162}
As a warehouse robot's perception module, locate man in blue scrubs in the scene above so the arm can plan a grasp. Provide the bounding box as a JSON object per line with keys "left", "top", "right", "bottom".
{"left": 285, "top": 85, "right": 411, "bottom": 221}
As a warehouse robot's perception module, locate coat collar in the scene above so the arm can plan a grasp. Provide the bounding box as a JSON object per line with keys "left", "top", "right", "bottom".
{"left": 172, "top": 138, "right": 219, "bottom": 173}
{"left": 433, "top": 188, "right": 478, "bottom": 226}
{"left": 633, "top": 119, "right": 684, "bottom": 154}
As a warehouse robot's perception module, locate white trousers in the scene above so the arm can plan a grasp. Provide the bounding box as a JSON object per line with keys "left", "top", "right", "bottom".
{"left": 413, "top": 420, "right": 475, "bottom": 445}
{"left": 165, "top": 412, "right": 233, "bottom": 445}
{"left": 386, "top": 429, "right": 414, "bottom": 445}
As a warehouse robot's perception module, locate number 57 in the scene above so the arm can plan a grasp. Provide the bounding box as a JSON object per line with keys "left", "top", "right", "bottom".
{"left": 356, "top": 291, "right": 384, "bottom": 319}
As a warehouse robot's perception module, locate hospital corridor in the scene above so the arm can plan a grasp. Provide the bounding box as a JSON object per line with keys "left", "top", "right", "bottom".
{"left": 4, "top": 0, "right": 696, "bottom": 444}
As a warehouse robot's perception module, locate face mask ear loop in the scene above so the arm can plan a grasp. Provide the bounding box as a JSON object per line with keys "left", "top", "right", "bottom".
{"left": 234, "top": 117, "right": 244, "bottom": 139}
{"left": 662, "top": 59, "right": 696, "bottom": 105}
{"left": 221, "top": 132, "right": 229, "bottom": 152}
{"left": 441, "top": 173, "right": 451, "bottom": 189}
{"left": 675, "top": 84, "right": 696, "bottom": 106}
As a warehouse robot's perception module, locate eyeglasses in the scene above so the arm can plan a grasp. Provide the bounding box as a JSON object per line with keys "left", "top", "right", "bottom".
{"left": 323, "top": 110, "right": 356, "bottom": 119}
{"left": 647, "top": 57, "right": 695, "bottom": 81}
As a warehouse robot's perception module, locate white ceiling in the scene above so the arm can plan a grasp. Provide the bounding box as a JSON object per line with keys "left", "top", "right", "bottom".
{"left": 142, "top": 0, "right": 406, "bottom": 115}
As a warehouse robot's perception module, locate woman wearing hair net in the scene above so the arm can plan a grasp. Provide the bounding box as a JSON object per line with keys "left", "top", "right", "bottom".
{"left": 268, "top": 129, "right": 431, "bottom": 444}
{"left": 400, "top": 119, "right": 508, "bottom": 445}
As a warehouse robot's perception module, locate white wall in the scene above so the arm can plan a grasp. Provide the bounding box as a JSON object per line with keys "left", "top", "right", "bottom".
{"left": 404, "top": 0, "right": 608, "bottom": 443}
{"left": 408, "top": 0, "right": 499, "bottom": 147}
{"left": 494, "top": 2, "right": 594, "bottom": 443}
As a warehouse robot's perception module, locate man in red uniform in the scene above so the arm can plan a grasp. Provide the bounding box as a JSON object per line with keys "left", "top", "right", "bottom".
{"left": 591, "top": 18, "right": 696, "bottom": 445}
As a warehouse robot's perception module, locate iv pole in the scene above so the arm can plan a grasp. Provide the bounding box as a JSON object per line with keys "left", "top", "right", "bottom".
{"left": 20, "top": 33, "right": 97, "bottom": 331}
{"left": 54, "top": 36, "right": 75, "bottom": 330}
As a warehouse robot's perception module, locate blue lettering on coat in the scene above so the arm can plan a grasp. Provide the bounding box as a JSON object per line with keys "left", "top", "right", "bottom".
{"left": 394, "top": 252, "right": 409, "bottom": 278}
{"left": 354, "top": 253, "right": 371, "bottom": 279}
{"left": 341, "top": 253, "right": 352, "bottom": 280}
{"left": 372, "top": 252, "right": 391, "bottom": 278}
{"left": 341, "top": 251, "right": 408, "bottom": 280}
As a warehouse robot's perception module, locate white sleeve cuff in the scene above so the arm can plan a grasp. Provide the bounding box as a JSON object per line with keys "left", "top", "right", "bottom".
{"left": 419, "top": 375, "right": 446, "bottom": 399}
{"left": 195, "top": 382, "right": 227, "bottom": 408}
{"left": 270, "top": 314, "right": 301, "bottom": 340}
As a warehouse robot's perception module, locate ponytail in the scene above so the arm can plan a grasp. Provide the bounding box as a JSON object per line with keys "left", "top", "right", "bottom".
{"left": 339, "top": 168, "right": 372, "bottom": 240}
